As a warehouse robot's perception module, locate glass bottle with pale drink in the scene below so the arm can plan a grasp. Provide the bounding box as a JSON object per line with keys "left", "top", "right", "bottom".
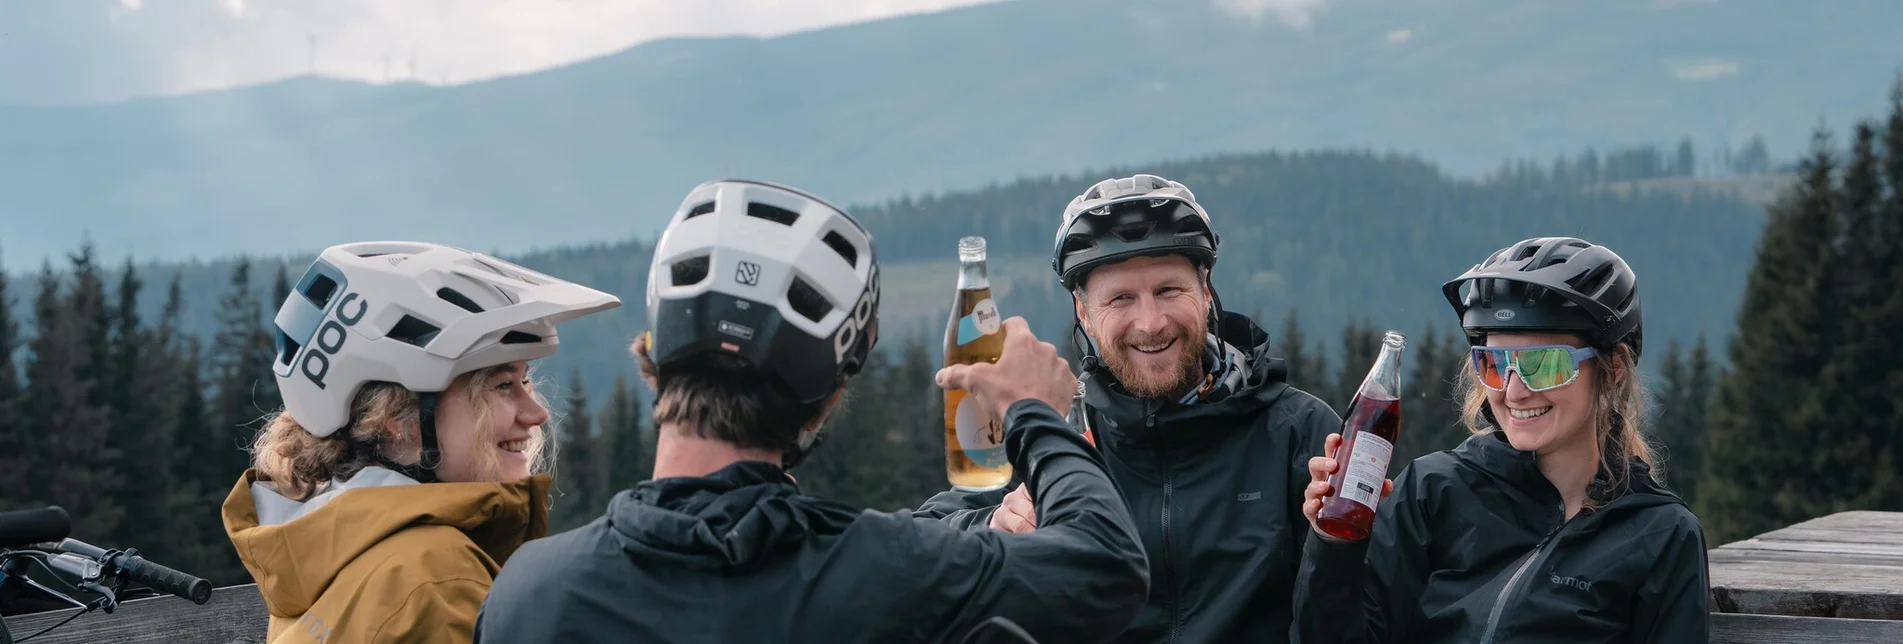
{"left": 943, "top": 236, "right": 1012, "bottom": 491}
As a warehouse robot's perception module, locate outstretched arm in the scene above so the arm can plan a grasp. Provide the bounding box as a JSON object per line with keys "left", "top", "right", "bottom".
{"left": 910, "top": 399, "right": 1149, "bottom": 644}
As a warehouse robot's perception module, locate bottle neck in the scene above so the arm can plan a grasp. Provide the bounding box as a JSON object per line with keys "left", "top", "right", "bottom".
{"left": 958, "top": 256, "right": 990, "bottom": 290}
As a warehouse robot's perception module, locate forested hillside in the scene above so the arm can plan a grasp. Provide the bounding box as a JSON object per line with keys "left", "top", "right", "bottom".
{"left": 16, "top": 91, "right": 1903, "bottom": 591}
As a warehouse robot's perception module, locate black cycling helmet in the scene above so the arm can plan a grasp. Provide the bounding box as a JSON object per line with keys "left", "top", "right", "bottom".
{"left": 645, "top": 179, "right": 880, "bottom": 467}
{"left": 1440, "top": 236, "right": 1644, "bottom": 359}
{"left": 1052, "top": 174, "right": 1219, "bottom": 291}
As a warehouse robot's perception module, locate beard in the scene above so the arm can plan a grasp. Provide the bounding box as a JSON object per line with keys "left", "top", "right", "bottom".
{"left": 1099, "top": 316, "right": 1208, "bottom": 399}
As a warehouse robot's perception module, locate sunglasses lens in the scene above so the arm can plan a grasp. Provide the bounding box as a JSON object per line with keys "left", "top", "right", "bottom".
{"left": 1519, "top": 348, "right": 1575, "bottom": 390}
{"left": 1473, "top": 349, "right": 1510, "bottom": 390}
{"left": 1472, "top": 347, "right": 1580, "bottom": 391}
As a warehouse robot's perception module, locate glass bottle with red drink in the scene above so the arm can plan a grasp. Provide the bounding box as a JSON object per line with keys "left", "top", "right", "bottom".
{"left": 1317, "top": 330, "right": 1406, "bottom": 542}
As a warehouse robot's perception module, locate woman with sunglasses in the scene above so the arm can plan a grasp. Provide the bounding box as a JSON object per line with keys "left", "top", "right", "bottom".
{"left": 1290, "top": 237, "right": 1709, "bottom": 643}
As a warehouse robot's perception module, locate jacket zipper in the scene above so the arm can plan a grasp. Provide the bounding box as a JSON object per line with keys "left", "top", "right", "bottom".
{"left": 1477, "top": 502, "right": 1567, "bottom": 644}
{"left": 1149, "top": 408, "right": 1180, "bottom": 644}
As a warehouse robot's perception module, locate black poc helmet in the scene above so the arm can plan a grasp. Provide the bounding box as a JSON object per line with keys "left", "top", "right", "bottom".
{"left": 1440, "top": 236, "right": 1644, "bottom": 359}
{"left": 644, "top": 179, "right": 881, "bottom": 467}
{"left": 1052, "top": 174, "right": 1220, "bottom": 291}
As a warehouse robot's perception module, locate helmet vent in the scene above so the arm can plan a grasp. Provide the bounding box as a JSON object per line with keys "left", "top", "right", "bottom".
{"left": 822, "top": 230, "right": 859, "bottom": 268}
{"left": 501, "top": 331, "right": 542, "bottom": 345}
{"left": 747, "top": 202, "right": 800, "bottom": 226}
{"left": 436, "top": 287, "right": 485, "bottom": 314}
{"left": 303, "top": 274, "right": 340, "bottom": 308}
{"left": 671, "top": 255, "right": 711, "bottom": 286}
{"left": 686, "top": 201, "right": 716, "bottom": 219}
{"left": 388, "top": 315, "right": 442, "bottom": 347}
{"left": 277, "top": 332, "right": 301, "bottom": 366}
{"left": 1112, "top": 221, "right": 1155, "bottom": 243}
{"left": 787, "top": 277, "right": 833, "bottom": 323}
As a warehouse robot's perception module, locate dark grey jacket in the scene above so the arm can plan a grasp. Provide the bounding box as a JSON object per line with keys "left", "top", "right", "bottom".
{"left": 473, "top": 399, "right": 1149, "bottom": 644}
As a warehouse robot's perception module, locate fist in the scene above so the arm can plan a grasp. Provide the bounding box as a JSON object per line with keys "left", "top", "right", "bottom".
{"left": 989, "top": 485, "right": 1036, "bottom": 534}
{"left": 1301, "top": 433, "right": 1395, "bottom": 537}
{"left": 935, "top": 317, "right": 1076, "bottom": 421}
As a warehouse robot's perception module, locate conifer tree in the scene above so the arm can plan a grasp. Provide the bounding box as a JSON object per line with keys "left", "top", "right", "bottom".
{"left": 1333, "top": 318, "right": 1382, "bottom": 411}
{"left": 552, "top": 372, "right": 603, "bottom": 531}
{"left": 1278, "top": 309, "right": 1317, "bottom": 394}
{"left": 22, "top": 249, "right": 123, "bottom": 540}
{"left": 604, "top": 376, "right": 649, "bottom": 493}
{"left": 1397, "top": 324, "right": 1466, "bottom": 465}
{"left": 0, "top": 247, "right": 23, "bottom": 508}
{"left": 210, "top": 260, "right": 270, "bottom": 477}
{"left": 1700, "top": 129, "right": 1846, "bottom": 544}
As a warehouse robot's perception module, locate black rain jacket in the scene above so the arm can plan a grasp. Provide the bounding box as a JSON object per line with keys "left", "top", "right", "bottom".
{"left": 473, "top": 399, "right": 1149, "bottom": 644}
{"left": 918, "top": 312, "right": 1342, "bottom": 643}
{"left": 1293, "top": 430, "right": 1710, "bottom": 644}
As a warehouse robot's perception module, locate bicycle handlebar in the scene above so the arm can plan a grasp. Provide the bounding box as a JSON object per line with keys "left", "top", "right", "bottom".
{"left": 0, "top": 507, "right": 70, "bottom": 548}
{"left": 45, "top": 538, "right": 212, "bottom": 605}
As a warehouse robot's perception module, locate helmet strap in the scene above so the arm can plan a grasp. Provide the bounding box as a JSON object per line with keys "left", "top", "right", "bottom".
{"left": 782, "top": 428, "right": 823, "bottom": 471}
{"left": 370, "top": 391, "right": 443, "bottom": 484}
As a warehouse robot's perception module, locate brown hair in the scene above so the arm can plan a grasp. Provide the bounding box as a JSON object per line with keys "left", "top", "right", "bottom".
{"left": 632, "top": 334, "right": 839, "bottom": 454}
{"left": 1458, "top": 340, "right": 1658, "bottom": 510}
{"left": 248, "top": 365, "right": 552, "bottom": 501}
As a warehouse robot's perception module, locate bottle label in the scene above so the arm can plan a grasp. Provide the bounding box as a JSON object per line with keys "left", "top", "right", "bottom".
{"left": 956, "top": 299, "right": 1002, "bottom": 345}
{"left": 954, "top": 393, "right": 1008, "bottom": 468}
{"left": 1340, "top": 432, "right": 1394, "bottom": 511}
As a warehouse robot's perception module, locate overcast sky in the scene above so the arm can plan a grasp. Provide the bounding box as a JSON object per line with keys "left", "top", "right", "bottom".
{"left": 0, "top": 0, "right": 1329, "bottom": 106}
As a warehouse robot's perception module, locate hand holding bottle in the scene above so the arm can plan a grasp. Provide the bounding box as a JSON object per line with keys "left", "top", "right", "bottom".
{"left": 936, "top": 316, "right": 1076, "bottom": 421}
{"left": 1303, "top": 432, "right": 1396, "bottom": 539}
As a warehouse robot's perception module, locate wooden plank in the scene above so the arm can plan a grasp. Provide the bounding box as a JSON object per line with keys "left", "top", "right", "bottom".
{"left": 1744, "top": 526, "right": 1903, "bottom": 546}
{"left": 1719, "top": 538, "right": 1903, "bottom": 558}
{"left": 1713, "top": 612, "right": 1903, "bottom": 644}
{"left": 1, "top": 584, "right": 266, "bottom": 644}
{"left": 1706, "top": 511, "right": 1903, "bottom": 619}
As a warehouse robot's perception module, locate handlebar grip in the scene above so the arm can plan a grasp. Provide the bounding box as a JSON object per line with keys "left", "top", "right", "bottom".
{"left": 119, "top": 553, "right": 212, "bottom": 604}
{"left": 0, "top": 506, "right": 70, "bottom": 548}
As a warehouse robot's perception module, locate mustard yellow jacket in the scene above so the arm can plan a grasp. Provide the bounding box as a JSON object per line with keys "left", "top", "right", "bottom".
{"left": 222, "top": 466, "right": 550, "bottom": 643}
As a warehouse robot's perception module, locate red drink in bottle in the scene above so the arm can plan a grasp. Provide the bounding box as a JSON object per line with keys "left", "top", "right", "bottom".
{"left": 1317, "top": 331, "right": 1406, "bottom": 542}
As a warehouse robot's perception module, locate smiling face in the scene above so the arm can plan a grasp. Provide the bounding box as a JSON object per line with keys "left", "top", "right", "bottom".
{"left": 430, "top": 361, "right": 549, "bottom": 483}
{"left": 1075, "top": 254, "right": 1210, "bottom": 399}
{"left": 1481, "top": 332, "right": 1600, "bottom": 456}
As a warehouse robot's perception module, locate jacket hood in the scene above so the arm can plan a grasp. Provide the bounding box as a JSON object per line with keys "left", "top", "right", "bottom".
{"left": 607, "top": 461, "right": 859, "bottom": 574}
{"left": 1087, "top": 311, "right": 1292, "bottom": 447}
{"left": 222, "top": 466, "right": 551, "bottom": 618}
{"left": 1452, "top": 430, "right": 1684, "bottom": 515}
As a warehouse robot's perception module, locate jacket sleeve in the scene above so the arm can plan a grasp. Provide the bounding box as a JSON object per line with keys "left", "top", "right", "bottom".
{"left": 1629, "top": 511, "right": 1711, "bottom": 643}
{"left": 904, "top": 398, "right": 1150, "bottom": 644}
{"left": 1292, "top": 462, "right": 1434, "bottom": 644}
{"left": 1284, "top": 394, "right": 1343, "bottom": 562}
{"left": 910, "top": 484, "right": 1012, "bottom": 530}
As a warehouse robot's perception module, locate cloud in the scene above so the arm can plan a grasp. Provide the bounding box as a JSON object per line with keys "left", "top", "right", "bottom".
{"left": 1386, "top": 28, "right": 1412, "bottom": 44}
{"left": 1212, "top": 0, "right": 1327, "bottom": 30}
{"left": 1672, "top": 58, "right": 1740, "bottom": 80}
{"left": 0, "top": 0, "right": 1010, "bottom": 105}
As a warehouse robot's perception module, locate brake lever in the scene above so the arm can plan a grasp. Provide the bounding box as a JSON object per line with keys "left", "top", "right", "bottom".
{"left": 5, "top": 552, "right": 90, "bottom": 611}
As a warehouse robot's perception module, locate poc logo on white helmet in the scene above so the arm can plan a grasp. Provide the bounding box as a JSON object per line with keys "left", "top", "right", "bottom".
{"left": 834, "top": 266, "right": 879, "bottom": 364}
{"left": 302, "top": 292, "right": 369, "bottom": 389}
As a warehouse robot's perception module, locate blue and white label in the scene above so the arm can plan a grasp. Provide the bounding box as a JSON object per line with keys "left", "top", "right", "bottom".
{"left": 954, "top": 394, "right": 1008, "bottom": 468}
{"left": 956, "top": 298, "right": 1002, "bottom": 345}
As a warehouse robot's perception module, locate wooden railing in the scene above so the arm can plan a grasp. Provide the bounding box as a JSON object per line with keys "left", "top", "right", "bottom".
{"left": 7, "top": 511, "right": 1903, "bottom": 643}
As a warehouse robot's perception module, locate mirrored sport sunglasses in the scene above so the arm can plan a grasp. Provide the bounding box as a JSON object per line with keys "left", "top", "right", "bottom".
{"left": 1470, "top": 345, "right": 1598, "bottom": 393}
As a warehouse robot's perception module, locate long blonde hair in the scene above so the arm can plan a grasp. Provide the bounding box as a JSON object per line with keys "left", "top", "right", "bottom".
{"left": 248, "top": 365, "right": 554, "bottom": 500}
{"left": 1458, "top": 340, "right": 1658, "bottom": 510}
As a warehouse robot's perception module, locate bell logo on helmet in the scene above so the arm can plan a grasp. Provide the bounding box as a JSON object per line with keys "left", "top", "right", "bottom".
{"left": 1495, "top": 309, "right": 1516, "bottom": 321}
{"left": 301, "top": 292, "right": 369, "bottom": 390}
{"left": 834, "top": 266, "right": 880, "bottom": 364}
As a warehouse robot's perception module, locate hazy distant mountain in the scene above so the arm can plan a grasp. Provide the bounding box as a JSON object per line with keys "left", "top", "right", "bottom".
{"left": 2, "top": 0, "right": 1894, "bottom": 270}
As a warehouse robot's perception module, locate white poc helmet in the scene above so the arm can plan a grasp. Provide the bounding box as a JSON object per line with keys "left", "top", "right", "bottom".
{"left": 272, "top": 241, "right": 621, "bottom": 441}
{"left": 644, "top": 179, "right": 879, "bottom": 466}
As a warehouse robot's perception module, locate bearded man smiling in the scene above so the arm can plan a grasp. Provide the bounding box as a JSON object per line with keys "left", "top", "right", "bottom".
{"left": 917, "top": 174, "right": 1344, "bottom": 644}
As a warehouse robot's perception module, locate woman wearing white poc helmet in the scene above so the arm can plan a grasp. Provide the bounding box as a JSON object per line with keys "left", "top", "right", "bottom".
{"left": 220, "top": 241, "right": 619, "bottom": 644}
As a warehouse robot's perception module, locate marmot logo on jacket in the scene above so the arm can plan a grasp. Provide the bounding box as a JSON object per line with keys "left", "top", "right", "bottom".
{"left": 1549, "top": 573, "right": 1593, "bottom": 592}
